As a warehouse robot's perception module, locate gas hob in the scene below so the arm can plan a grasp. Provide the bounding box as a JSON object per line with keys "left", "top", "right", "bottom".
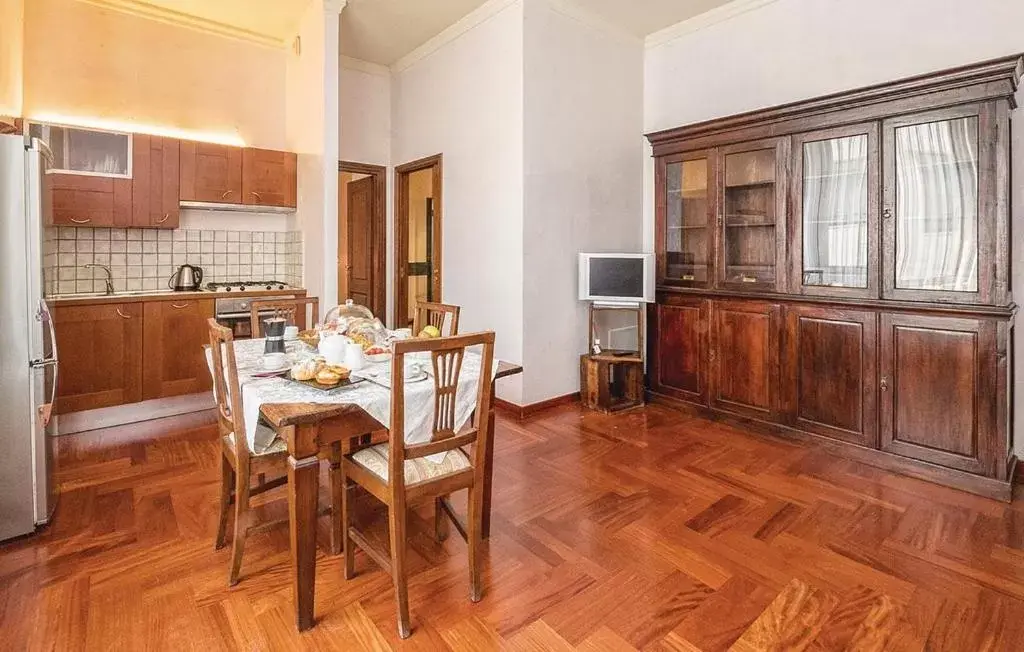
{"left": 206, "top": 280, "right": 294, "bottom": 293}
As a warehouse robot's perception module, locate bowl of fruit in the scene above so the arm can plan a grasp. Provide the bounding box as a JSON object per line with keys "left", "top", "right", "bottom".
{"left": 364, "top": 345, "right": 391, "bottom": 363}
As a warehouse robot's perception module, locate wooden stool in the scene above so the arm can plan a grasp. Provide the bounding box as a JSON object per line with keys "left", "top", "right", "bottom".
{"left": 580, "top": 353, "right": 644, "bottom": 413}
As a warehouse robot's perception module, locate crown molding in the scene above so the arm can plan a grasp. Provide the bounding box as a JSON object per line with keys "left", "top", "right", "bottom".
{"left": 392, "top": 0, "right": 519, "bottom": 73}
{"left": 75, "top": 0, "right": 289, "bottom": 49}
{"left": 340, "top": 56, "right": 391, "bottom": 78}
{"left": 645, "top": 0, "right": 781, "bottom": 49}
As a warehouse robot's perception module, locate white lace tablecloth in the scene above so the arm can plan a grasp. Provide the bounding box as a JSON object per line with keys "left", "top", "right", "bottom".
{"left": 215, "top": 338, "right": 497, "bottom": 459}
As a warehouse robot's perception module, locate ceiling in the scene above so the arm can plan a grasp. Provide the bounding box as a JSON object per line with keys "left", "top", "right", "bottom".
{"left": 84, "top": 0, "right": 739, "bottom": 65}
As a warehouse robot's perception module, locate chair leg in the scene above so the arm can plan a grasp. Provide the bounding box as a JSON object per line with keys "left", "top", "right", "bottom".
{"left": 215, "top": 454, "right": 233, "bottom": 550}
{"left": 342, "top": 466, "right": 355, "bottom": 580}
{"left": 388, "top": 504, "right": 412, "bottom": 639}
{"left": 434, "top": 496, "right": 450, "bottom": 542}
{"left": 228, "top": 465, "right": 251, "bottom": 586}
{"left": 467, "top": 485, "right": 483, "bottom": 603}
{"left": 330, "top": 445, "right": 342, "bottom": 555}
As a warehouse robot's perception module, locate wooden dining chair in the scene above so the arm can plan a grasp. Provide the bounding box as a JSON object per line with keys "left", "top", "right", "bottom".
{"left": 250, "top": 297, "right": 320, "bottom": 337}
{"left": 340, "top": 331, "right": 495, "bottom": 639}
{"left": 412, "top": 301, "right": 460, "bottom": 337}
{"left": 208, "top": 318, "right": 327, "bottom": 586}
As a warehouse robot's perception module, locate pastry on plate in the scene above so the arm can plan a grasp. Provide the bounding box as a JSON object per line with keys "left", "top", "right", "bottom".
{"left": 315, "top": 368, "right": 343, "bottom": 386}
{"left": 290, "top": 358, "right": 323, "bottom": 381}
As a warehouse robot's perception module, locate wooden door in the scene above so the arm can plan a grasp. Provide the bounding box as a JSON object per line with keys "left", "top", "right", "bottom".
{"left": 709, "top": 299, "right": 782, "bottom": 420}
{"left": 142, "top": 299, "right": 215, "bottom": 400}
{"left": 881, "top": 103, "right": 1003, "bottom": 305}
{"left": 716, "top": 137, "right": 789, "bottom": 292}
{"left": 783, "top": 306, "right": 877, "bottom": 447}
{"left": 50, "top": 174, "right": 131, "bottom": 227}
{"left": 879, "top": 313, "right": 997, "bottom": 475}
{"left": 346, "top": 176, "right": 376, "bottom": 310}
{"left": 131, "top": 135, "right": 180, "bottom": 228}
{"left": 179, "top": 141, "right": 242, "bottom": 204}
{"left": 53, "top": 303, "right": 143, "bottom": 414}
{"left": 649, "top": 298, "right": 709, "bottom": 405}
{"left": 242, "top": 148, "right": 297, "bottom": 207}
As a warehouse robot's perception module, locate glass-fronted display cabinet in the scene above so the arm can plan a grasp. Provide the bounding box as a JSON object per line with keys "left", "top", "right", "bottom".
{"left": 660, "top": 152, "right": 713, "bottom": 287}
{"left": 717, "top": 138, "right": 787, "bottom": 289}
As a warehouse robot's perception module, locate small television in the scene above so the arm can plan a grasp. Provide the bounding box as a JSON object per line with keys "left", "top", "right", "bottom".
{"left": 578, "top": 253, "right": 655, "bottom": 304}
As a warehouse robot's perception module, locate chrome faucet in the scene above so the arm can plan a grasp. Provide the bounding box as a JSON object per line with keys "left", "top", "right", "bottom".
{"left": 84, "top": 263, "right": 115, "bottom": 295}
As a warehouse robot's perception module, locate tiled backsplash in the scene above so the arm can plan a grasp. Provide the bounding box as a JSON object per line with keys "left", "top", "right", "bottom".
{"left": 43, "top": 227, "right": 303, "bottom": 295}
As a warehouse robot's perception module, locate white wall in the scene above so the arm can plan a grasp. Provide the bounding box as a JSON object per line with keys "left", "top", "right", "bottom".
{"left": 644, "top": 0, "right": 1024, "bottom": 454}
{"left": 391, "top": 0, "right": 525, "bottom": 402}
{"left": 522, "top": 0, "right": 644, "bottom": 404}
{"left": 0, "top": 0, "right": 23, "bottom": 117}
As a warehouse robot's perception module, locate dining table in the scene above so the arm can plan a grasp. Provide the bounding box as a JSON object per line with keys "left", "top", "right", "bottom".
{"left": 226, "top": 337, "right": 522, "bottom": 631}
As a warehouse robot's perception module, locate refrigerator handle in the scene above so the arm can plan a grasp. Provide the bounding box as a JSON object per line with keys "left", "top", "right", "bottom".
{"left": 30, "top": 300, "right": 59, "bottom": 415}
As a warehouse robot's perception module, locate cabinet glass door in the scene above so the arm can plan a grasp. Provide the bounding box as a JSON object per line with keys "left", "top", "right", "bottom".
{"left": 793, "top": 124, "right": 878, "bottom": 297}
{"left": 663, "top": 155, "right": 711, "bottom": 285}
{"left": 884, "top": 111, "right": 981, "bottom": 300}
{"left": 719, "top": 139, "right": 786, "bottom": 288}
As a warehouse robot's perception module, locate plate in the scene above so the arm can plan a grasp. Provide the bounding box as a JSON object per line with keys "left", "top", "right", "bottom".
{"left": 253, "top": 361, "right": 292, "bottom": 375}
{"left": 365, "top": 352, "right": 392, "bottom": 363}
{"left": 284, "top": 372, "right": 365, "bottom": 393}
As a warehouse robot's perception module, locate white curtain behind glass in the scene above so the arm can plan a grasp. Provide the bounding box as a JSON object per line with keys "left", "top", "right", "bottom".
{"left": 802, "top": 135, "right": 868, "bottom": 287}
{"left": 895, "top": 117, "right": 978, "bottom": 292}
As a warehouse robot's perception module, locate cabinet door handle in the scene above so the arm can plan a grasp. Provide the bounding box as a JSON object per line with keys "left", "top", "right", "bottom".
{"left": 156, "top": 213, "right": 170, "bottom": 224}
{"left": 70, "top": 217, "right": 91, "bottom": 224}
{"left": 116, "top": 308, "right": 131, "bottom": 319}
{"left": 171, "top": 303, "right": 189, "bottom": 309}
{"left": 221, "top": 190, "right": 234, "bottom": 199}
{"left": 882, "top": 207, "right": 893, "bottom": 220}
{"left": 880, "top": 376, "right": 889, "bottom": 392}
{"left": 250, "top": 191, "right": 262, "bottom": 203}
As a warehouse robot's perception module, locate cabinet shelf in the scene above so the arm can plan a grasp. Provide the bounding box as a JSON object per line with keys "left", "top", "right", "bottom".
{"left": 668, "top": 224, "right": 709, "bottom": 230}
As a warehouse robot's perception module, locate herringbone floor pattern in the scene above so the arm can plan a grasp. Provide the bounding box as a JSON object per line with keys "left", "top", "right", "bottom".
{"left": 2, "top": 404, "right": 1024, "bottom": 650}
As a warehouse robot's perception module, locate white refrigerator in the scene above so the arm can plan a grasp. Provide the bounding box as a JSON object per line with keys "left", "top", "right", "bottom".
{"left": 0, "top": 133, "right": 59, "bottom": 541}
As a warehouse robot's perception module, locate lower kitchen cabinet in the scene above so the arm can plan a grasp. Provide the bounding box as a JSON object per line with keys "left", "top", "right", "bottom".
{"left": 142, "top": 299, "right": 215, "bottom": 400}
{"left": 879, "top": 313, "right": 1002, "bottom": 477}
{"left": 54, "top": 298, "right": 215, "bottom": 413}
{"left": 709, "top": 299, "right": 782, "bottom": 421}
{"left": 783, "top": 305, "right": 877, "bottom": 447}
{"left": 53, "top": 303, "right": 143, "bottom": 414}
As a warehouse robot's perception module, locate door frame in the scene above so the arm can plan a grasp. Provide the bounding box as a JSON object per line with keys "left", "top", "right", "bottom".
{"left": 338, "top": 160, "right": 386, "bottom": 318}
{"left": 394, "top": 154, "right": 443, "bottom": 328}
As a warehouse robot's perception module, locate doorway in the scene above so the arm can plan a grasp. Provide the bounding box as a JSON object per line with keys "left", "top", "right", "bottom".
{"left": 338, "top": 161, "right": 386, "bottom": 318}
{"left": 394, "top": 154, "right": 442, "bottom": 328}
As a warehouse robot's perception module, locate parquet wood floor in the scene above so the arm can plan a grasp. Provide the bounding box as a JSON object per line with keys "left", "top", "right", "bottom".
{"left": 3, "top": 404, "right": 1024, "bottom": 651}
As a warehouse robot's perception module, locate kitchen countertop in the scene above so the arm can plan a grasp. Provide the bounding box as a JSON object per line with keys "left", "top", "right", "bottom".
{"left": 49, "top": 288, "right": 307, "bottom": 306}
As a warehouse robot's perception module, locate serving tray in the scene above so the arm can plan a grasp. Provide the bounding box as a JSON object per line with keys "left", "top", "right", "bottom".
{"left": 284, "top": 372, "right": 366, "bottom": 393}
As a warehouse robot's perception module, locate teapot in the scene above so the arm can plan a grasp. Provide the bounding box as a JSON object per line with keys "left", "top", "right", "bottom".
{"left": 318, "top": 332, "right": 349, "bottom": 366}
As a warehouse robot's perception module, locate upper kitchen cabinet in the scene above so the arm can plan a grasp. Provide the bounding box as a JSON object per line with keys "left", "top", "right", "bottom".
{"left": 179, "top": 141, "right": 243, "bottom": 204}
{"left": 30, "top": 123, "right": 132, "bottom": 177}
{"left": 242, "top": 148, "right": 297, "bottom": 208}
{"left": 132, "top": 135, "right": 180, "bottom": 229}
{"left": 50, "top": 174, "right": 132, "bottom": 227}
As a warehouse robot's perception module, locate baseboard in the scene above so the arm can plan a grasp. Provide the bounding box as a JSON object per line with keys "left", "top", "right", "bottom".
{"left": 495, "top": 392, "right": 580, "bottom": 420}
{"left": 57, "top": 393, "right": 216, "bottom": 435}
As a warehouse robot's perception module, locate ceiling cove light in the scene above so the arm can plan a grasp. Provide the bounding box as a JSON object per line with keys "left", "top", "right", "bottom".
{"left": 26, "top": 113, "right": 246, "bottom": 147}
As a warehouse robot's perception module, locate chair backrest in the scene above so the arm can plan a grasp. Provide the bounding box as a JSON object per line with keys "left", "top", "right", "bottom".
{"left": 207, "top": 318, "right": 250, "bottom": 465}
{"left": 412, "top": 301, "right": 460, "bottom": 337}
{"left": 250, "top": 297, "right": 320, "bottom": 338}
{"left": 388, "top": 332, "right": 495, "bottom": 489}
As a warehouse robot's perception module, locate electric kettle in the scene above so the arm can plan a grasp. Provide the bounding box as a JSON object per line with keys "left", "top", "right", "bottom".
{"left": 168, "top": 264, "right": 204, "bottom": 291}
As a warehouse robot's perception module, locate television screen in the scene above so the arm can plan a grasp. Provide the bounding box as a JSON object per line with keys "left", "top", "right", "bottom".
{"left": 590, "top": 257, "right": 644, "bottom": 298}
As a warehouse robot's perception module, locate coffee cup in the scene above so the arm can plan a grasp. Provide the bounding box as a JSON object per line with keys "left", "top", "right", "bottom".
{"left": 284, "top": 325, "right": 299, "bottom": 340}
{"left": 260, "top": 352, "right": 287, "bottom": 369}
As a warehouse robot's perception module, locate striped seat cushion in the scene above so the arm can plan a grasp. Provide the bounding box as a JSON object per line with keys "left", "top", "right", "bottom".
{"left": 351, "top": 444, "right": 470, "bottom": 485}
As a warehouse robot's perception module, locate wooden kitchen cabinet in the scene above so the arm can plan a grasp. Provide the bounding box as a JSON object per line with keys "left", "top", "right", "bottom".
{"left": 53, "top": 303, "right": 143, "bottom": 414}
{"left": 242, "top": 147, "right": 297, "bottom": 207}
{"left": 782, "top": 305, "right": 877, "bottom": 447}
{"left": 879, "top": 313, "right": 1000, "bottom": 476}
{"left": 648, "top": 297, "right": 709, "bottom": 405}
{"left": 132, "top": 135, "right": 180, "bottom": 228}
{"left": 709, "top": 299, "right": 781, "bottom": 421}
{"left": 142, "top": 299, "right": 215, "bottom": 400}
{"left": 50, "top": 173, "right": 132, "bottom": 227}
{"left": 179, "top": 141, "right": 243, "bottom": 204}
